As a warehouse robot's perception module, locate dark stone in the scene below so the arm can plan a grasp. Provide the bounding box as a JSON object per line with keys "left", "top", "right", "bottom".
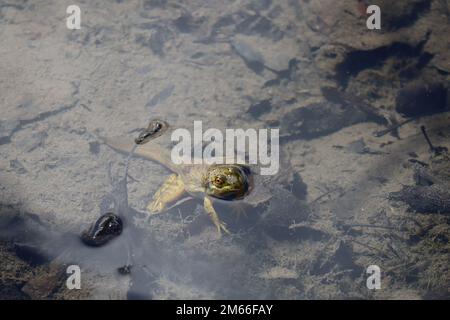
{"left": 81, "top": 213, "right": 123, "bottom": 247}
{"left": 118, "top": 265, "right": 132, "bottom": 275}
{"left": 135, "top": 119, "right": 169, "bottom": 145}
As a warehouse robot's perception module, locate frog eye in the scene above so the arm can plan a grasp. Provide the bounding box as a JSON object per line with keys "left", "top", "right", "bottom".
{"left": 213, "top": 175, "right": 226, "bottom": 187}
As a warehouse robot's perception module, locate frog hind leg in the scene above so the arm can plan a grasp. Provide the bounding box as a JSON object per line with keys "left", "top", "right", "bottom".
{"left": 147, "top": 174, "right": 186, "bottom": 214}
{"left": 203, "top": 197, "right": 230, "bottom": 236}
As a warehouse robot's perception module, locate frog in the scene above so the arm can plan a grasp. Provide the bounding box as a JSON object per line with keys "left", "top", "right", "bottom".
{"left": 100, "top": 120, "right": 274, "bottom": 235}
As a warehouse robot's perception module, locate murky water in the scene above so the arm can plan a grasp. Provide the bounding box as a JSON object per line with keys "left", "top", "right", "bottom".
{"left": 1, "top": 0, "right": 449, "bottom": 300}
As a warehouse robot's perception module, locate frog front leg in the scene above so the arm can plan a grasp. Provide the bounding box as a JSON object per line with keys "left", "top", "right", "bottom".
{"left": 147, "top": 174, "right": 186, "bottom": 214}
{"left": 203, "top": 197, "right": 230, "bottom": 235}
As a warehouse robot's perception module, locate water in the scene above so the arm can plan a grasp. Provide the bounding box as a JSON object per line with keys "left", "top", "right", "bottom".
{"left": 0, "top": 0, "right": 449, "bottom": 300}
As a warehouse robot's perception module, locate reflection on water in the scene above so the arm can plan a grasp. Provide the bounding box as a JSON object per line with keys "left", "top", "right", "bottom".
{"left": 0, "top": 0, "right": 449, "bottom": 299}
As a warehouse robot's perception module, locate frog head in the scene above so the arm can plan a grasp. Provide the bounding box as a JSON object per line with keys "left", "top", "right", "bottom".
{"left": 203, "top": 164, "right": 252, "bottom": 200}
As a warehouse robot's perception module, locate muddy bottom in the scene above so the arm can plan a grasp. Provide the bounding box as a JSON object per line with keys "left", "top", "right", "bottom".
{"left": 1, "top": 0, "right": 450, "bottom": 299}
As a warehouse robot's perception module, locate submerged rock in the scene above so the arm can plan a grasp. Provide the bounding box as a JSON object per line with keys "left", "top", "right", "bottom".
{"left": 81, "top": 213, "right": 123, "bottom": 247}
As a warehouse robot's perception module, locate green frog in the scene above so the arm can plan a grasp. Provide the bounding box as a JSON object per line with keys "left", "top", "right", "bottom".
{"left": 101, "top": 120, "right": 271, "bottom": 235}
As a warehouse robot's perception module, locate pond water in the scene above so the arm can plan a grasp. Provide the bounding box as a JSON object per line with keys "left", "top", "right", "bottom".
{"left": 0, "top": 0, "right": 449, "bottom": 300}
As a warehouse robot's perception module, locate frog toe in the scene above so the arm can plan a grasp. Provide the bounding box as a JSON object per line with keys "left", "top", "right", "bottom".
{"left": 147, "top": 199, "right": 164, "bottom": 214}
{"left": 217, "top": 221, "right": 231, "bottom": 236}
